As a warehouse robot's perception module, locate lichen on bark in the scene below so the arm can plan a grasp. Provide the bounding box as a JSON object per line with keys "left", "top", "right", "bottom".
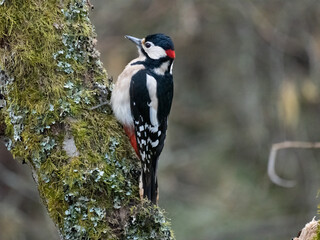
{"left": 0, "top": 1, "right": 175, "bottom": 239}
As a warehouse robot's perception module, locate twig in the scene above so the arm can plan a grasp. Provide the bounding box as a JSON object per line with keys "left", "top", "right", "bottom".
{"left": 90, "top": 101, "right": 110, "bottom": 110}
{"left": 268, "top": 141, "right": 320, "bottom": 188}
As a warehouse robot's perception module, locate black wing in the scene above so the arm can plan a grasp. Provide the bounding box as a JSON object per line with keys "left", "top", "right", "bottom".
{"left": 130, "top": 70, "right": 173, "bottom": 203}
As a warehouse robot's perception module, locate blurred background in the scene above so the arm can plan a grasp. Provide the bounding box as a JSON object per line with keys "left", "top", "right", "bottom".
{"left": 1, "top": 0, "right": 320, "bottom": 239}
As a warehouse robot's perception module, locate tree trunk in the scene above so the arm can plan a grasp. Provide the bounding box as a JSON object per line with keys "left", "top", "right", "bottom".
{"left": 0, "top": 1, "right": 174, "bottom": 239}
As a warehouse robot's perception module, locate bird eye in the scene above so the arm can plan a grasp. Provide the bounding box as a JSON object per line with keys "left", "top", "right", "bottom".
{"left": 145, "top": 42, "right": 151, "bottom": 48}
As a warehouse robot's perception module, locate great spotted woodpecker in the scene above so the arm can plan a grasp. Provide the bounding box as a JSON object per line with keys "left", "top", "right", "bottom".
{"left": 111, "top": 33, "right": 175, "bottom": 204}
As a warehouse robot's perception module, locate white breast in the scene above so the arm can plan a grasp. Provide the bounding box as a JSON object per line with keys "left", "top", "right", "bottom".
{"left": 111, "top": 58, "right": 144, "bottom": 127}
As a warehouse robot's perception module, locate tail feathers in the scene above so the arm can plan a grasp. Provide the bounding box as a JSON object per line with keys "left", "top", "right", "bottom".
{"left": 142, "top": 169, "right": 158, "bottom": 204}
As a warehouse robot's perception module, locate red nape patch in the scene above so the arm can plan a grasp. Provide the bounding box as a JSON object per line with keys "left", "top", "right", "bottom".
{"left": 166, "top": 49, "right": 176, "bottom": 59}
{"left": 124, "top": 126, "right": 141, "bottom": 159}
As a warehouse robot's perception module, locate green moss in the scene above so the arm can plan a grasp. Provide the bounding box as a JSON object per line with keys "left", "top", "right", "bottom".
{"left": 0, "top": 0, "right": 175, "bottom": 239}
{"left": 125, "top": 203, "right": 175, "bottom": 240}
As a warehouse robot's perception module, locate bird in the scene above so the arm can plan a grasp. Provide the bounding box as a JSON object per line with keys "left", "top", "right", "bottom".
{"left": 111, "top": 33, "right": 175, "bottom": 204}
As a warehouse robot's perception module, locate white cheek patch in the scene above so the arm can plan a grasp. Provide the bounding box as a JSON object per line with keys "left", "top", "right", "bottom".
{"left": 144, "top": 45, "right": 167, "bottom": 60}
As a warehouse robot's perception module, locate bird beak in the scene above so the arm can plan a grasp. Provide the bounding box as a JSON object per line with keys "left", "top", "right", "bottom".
{"left": 125, "top": 35, "right": 142, "bottom": 47}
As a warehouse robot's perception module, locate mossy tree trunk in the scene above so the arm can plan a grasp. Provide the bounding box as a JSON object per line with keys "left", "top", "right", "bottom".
{"left": 0, "top": 1, "right": 174, "bottom": 239}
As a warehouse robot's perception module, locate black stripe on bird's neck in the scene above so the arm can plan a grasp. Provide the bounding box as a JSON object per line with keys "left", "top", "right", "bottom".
{"left": 131, "top": 58, "right": 173, "bottom": 76}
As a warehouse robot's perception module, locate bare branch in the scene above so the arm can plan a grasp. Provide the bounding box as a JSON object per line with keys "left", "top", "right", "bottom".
{"left": 268, "top": 141, "right": 320, "bottom": 187}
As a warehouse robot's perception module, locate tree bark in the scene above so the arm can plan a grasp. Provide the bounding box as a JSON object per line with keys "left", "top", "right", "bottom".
{"left": 0, "top": 1, "right": 174, "bottom": 239}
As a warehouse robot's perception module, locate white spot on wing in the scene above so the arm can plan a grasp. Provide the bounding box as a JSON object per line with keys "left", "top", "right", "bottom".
{"left": 149, "top": 125, "right": 158, "bottom": 133}
{"left": 149, "top": 108, "right": 158, "bottom": 128}
{"left": 146, "top": 74, "right": 159, "bottom": 127}
{"left": 151, "top": 139, "right": 159, "bottom": 147}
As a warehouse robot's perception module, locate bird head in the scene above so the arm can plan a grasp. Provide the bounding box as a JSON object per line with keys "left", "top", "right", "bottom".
{"left": 125, "top": 33, "right": 175, "bottom": 60}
